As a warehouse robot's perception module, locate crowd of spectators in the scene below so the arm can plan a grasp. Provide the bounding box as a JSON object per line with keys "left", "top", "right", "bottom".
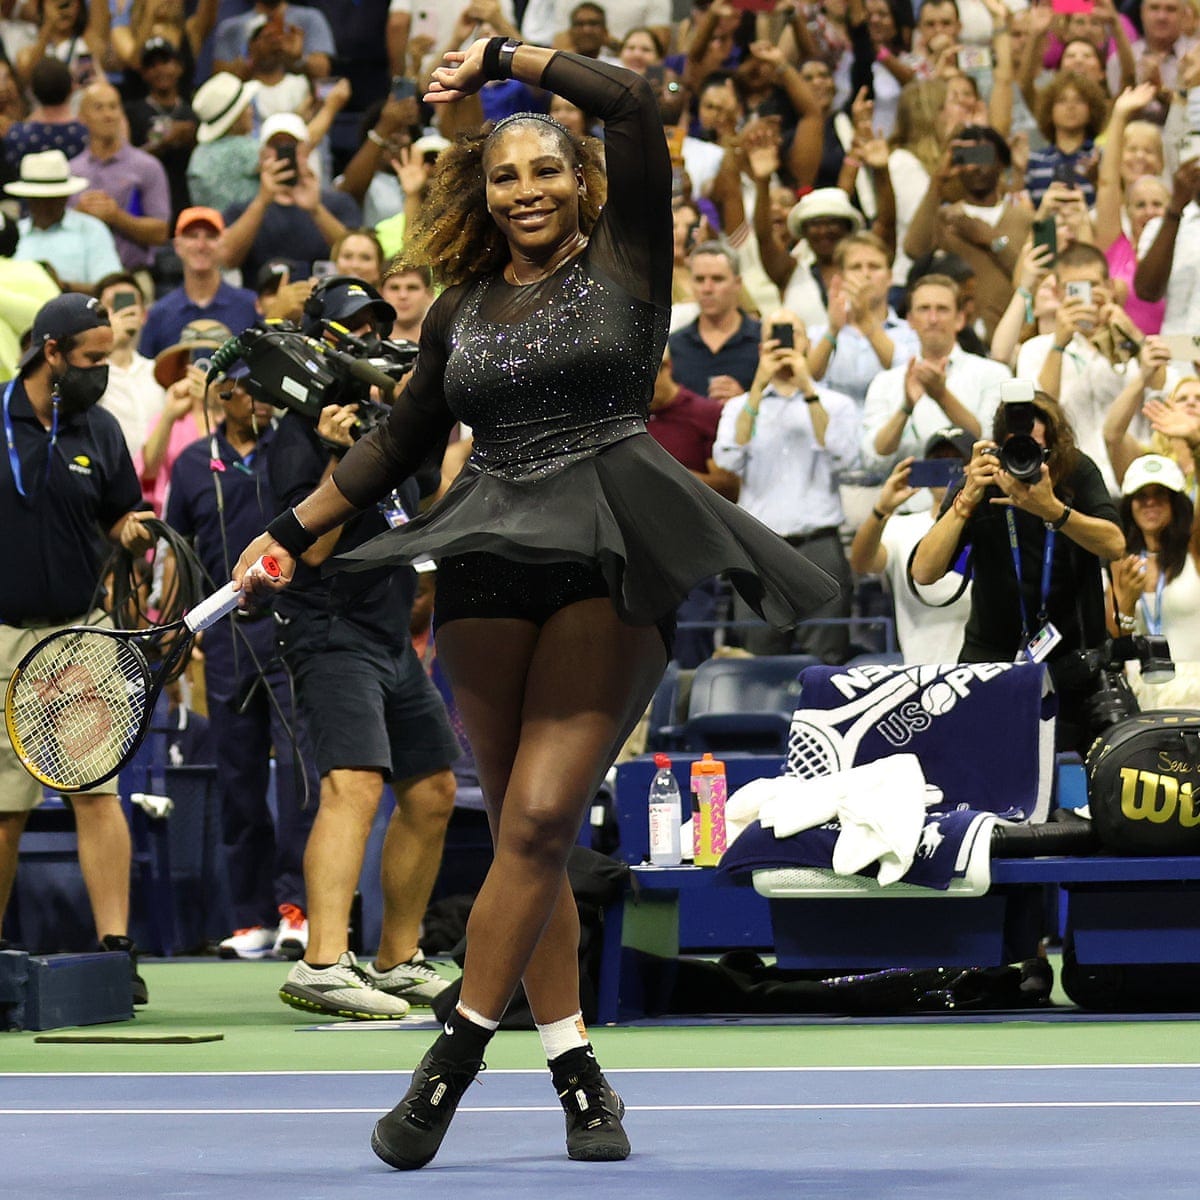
{"left": 5, "top": 1, "right": 1200, "bottom": 961}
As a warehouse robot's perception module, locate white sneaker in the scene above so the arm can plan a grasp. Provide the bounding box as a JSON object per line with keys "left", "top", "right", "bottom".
{"left": 273, "top": 904, "right": 308, "bottom": 961}
{"left": 361, "top": 949, "right": 451, "bottom": 1005}
{"left": 218, "top": 925, "right": 278, "bottom": 960}
{"left": 279, "top": 951, "right": 412, "bottom": 1019}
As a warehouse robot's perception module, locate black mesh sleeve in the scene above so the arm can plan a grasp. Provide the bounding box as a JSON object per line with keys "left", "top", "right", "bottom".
{"left": 540, "top": 53, "right": 674, "bottom": 308}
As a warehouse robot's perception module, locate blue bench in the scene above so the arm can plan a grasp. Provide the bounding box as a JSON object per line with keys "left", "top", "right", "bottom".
{"left": 598, "top": 754, "right": 1200, "bottom": 1022}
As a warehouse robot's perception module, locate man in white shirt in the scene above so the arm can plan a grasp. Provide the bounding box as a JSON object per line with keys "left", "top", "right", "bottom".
{"left": 95, "top": 273, "right": 165, "bottom": 459}
{"left": 1135, "top": 154, "right": 1200, "bottom": 337}
{"left": 521, "top": 0, "right": 672, "bottom": 48}
{"left": 1017, "top": 241, "right": 1145, "bottom": 496}
{"left": 849, "top": 429, "right": 974, "bottom": 666}
{"left": 861, "top": 274, "right": 1010, "bottom": 477}
{"left": 713, "top": 310, "right": 858, "bottom": 662}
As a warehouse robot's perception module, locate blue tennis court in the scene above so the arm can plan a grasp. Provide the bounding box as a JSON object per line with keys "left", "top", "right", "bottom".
{"left": 3, "top": 1064, "right": 1198, "bottom": 1199}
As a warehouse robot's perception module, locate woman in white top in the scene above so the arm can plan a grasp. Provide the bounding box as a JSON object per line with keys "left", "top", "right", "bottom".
{"left": 1108, "top": 455, "right": 1200, "bottom": 708}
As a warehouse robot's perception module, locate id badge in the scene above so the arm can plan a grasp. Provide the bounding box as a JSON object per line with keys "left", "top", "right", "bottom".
{"left": 1019, "top": 622, "right": 1062, "bottom": 664}
{"left": 378, "top": 490, "right": 409, "bottom": 529}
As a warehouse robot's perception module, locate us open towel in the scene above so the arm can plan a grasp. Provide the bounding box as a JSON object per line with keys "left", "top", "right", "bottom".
{"left": 784, "top": 662, "right": 1056, "bottom": 823}
{"left": 716, "top": 807, "right": 996, "bottom": 891}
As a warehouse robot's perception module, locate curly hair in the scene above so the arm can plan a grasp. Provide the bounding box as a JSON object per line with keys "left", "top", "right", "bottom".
{"left": 1036, "top": 71, "right": 1109, "bottom": 144}
{"left": 397, "top": 117, "right": 607, "bottom": 289}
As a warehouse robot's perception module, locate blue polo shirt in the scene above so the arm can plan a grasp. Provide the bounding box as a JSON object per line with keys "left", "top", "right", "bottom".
{"left": 165, "top": 422, "right": 282, "bottom": 695}
{"left": 0, "top": 378, "right": 144, "bottom": 622}
{"left": 139, "top": 281, "right": 260, "bottom": 360}
{"left": 667, "top": 312, "right": 763, "bottom": 398}
{"left": 268, "top": 411, "right": 416, "bottom": 649}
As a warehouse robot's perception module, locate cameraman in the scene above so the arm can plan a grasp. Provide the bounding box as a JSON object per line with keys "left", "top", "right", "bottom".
{"left": 268, "top": 276, "right": 459, "bottom": 1020}
{"left": 911, "top": 391, "right": 1125, "bottom": 752}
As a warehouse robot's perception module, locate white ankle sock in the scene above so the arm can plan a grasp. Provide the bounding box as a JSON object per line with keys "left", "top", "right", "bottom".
{"left": 537, "top": 1012, "right": 589, "bottom": 1060}
{"left": 456, "top": 1002, "right": 500, "bottom": 1033}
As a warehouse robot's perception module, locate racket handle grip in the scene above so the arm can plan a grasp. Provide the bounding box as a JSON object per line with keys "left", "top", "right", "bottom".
{"left": 183, "top": 556, "right": 282, "bottom": 632}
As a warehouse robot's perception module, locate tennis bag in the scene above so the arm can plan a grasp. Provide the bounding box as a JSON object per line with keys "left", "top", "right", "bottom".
{"left": 1085, "top": 710, "right": 1200, "bottom": 854}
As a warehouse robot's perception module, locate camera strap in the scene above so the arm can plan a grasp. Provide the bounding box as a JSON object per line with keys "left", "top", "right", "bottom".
{"left": 1005, "top": 507, "right": 1054, "bottom": 642}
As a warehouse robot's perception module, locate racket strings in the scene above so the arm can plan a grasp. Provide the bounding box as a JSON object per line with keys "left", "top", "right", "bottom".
{"left": 9, "top": 632, "right": 146, "bottom": 790}
{"left": 785, "top": 729, "right": 838, "bottom": 779}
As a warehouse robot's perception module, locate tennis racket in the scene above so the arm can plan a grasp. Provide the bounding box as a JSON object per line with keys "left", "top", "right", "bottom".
{"left": 785, "top": 673, "right": 919, "bottom": 778}
{"left": 5, "top": 556, "right": 281, "bottom": 793}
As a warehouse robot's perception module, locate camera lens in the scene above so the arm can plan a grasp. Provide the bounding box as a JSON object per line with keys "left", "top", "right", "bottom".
{"left": 999, "top": 434, "right": 1044, "bottom": 484}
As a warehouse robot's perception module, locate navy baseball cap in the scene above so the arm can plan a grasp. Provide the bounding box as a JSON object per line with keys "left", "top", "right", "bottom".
{"left": 924, "top": 427, "right": 975, "bottom": 461}
{"left": 19, "top": 293, "right": 110, "bottom": 373}
{"left": 312, "top": 277, "right": 395, "bottom": 330}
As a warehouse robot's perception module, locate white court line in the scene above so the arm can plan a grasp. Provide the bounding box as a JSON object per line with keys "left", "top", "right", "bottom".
{"left": 3, "top": 1101, "right": 1200, "bottom": 1116}
{"left": 2, "top": 1063, "right": 1199, "bottom": 1078}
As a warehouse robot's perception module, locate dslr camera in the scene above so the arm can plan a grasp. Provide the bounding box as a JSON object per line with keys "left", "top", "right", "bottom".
{"left": 985, "top": 379, "right": 1047, "bottom": 484}
{"left": 1057, "top": 635, "right": 1176, "bottom": 739}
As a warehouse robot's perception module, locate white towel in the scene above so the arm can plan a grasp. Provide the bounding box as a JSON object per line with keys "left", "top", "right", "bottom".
{"left": 829, "top": 756, "right": 928, "bottom": 886}
{"left": 723, "top": 755, "right": 930, "bottom": 885}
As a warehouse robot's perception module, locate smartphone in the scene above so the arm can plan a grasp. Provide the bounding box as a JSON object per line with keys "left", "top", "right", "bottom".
{"left": 1032, "top": 216, "right": 1057, "bottom": 265}
{"left": 644, "top": 64, "right": 665, "bottom": 88}
{"left": 311, "top": 259, "right": 336, "bottom": 279}
{"left": 1161, "top": 332, "right": 1200, "bottom": 361}
{"left": 952, "top": 142, "right": 996, "bottom": 167}
{"left": 109, "top": 290, "right": 140, "bottom": 312}
{"left": 771, "top": 323, "right": 795, "bottom": 349}
{"left": 1051, "top": 0, "right": 1093, "bottom": 12}
{"left": 391, "top": 75, "right": 418, "bottom": 102}
{"left": 1064, "top": 280, "right": 1092, "bottom": 304}
{"left": 956, "top": 46, "right": 992, "bottom": 72}
{"left": 1051, "top": 159, "right": 1080, "bottom": 188}
{"left": 273, "top": 139, "right": 298, "bottom": 184}
{"left": 908, "top": 459, "right": 964, "bottom": 489}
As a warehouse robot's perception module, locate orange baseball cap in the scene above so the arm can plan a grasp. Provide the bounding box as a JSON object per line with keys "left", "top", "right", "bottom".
{"left": 175, "top": 206, "right": 224, "bottom": 236}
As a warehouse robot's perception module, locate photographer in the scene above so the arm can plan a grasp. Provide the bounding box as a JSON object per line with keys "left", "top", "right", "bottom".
{"left": 911, "top": 389, "right": 1125, "bottom": 752}
{"left": 267, "top": 275, "right": 459, "bottom": 1020}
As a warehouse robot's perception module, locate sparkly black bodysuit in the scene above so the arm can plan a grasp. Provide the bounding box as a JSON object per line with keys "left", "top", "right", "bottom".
{"left": 333, "top": 54, "right": 838, "bottom": 631}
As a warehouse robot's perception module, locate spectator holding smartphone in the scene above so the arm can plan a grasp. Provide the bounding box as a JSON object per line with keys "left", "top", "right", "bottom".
{"left": 849, "top": 429, "right": 974, "bottom": 664}
{"left": 713, "top": 309, "right": 858, "bottom": 663}
{"left": 905, "top": 124, "right": 1033, "bottom": 339}
{"left": 95, "top": 271, "right": 163, "bottom": 458}
{"left": 212, "top": 0, "right": 336, "bottom": 83}
{"left": 219, "top": 111, "right": 360, "bottom": 284}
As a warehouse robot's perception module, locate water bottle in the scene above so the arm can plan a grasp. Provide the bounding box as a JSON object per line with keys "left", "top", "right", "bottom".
{"left": 647, "top": 753, "right": 682, "bottom": 866}
{"left": 691, "top": 753, "right": 728, "bottom": 867}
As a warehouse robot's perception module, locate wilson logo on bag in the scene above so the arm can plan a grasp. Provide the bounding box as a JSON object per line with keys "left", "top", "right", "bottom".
{"left": 1087, "top": 712, "right": 1200, "bottom": 853}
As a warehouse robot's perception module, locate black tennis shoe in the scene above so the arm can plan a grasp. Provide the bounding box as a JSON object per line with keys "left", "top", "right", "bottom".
{"left": 550, "top": 1046, "right": 630, "bottom": 1161}
{"left": 370, "top": 1045, "right": 485, "bottom": 1170}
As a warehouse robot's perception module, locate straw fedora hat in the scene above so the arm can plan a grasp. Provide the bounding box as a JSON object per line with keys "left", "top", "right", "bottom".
{"left": 5, "top": 150, "right": 90, "bottom": 198}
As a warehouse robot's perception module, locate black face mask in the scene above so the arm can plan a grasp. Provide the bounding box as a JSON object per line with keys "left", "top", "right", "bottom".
{"left": 52, "top": 362, "right": 110, "bottom": 417}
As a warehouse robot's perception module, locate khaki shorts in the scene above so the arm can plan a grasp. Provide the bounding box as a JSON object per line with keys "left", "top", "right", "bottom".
{"left": 0, "top": 611, "right": 120, "bottom": 812}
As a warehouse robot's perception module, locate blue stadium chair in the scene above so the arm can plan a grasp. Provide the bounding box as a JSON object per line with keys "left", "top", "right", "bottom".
{"left": 673, "top": 655, "right": 818, "bottom": 754}
{"left": 643, "top": 659, "right": 684, "bottom": 752}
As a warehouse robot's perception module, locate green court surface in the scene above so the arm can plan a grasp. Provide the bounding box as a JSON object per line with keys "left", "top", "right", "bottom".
{"left": 4, "top": 960, "right": 1200, "bottom": 1074}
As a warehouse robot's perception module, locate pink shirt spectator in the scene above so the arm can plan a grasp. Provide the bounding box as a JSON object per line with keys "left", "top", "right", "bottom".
{"left": 1106, "top": 233, "right": 1165, "bottom": 336}
{"left": 135, "top": 411, "right": 212, "bottom": 515}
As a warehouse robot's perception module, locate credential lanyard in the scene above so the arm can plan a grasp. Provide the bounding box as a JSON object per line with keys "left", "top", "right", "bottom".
{"left": 1005, "top": 506, "right": 1054, "bottom": 644}
{"left": 3, "top": 378, "right": 57, "bottom": 498}
{"left": 1138, "top": 553, "right": 1166, "bottom": 636}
